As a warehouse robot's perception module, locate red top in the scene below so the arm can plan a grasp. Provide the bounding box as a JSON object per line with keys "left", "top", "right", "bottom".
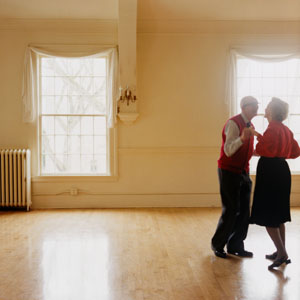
{"left": 218, "top": 114, "right": 254, "bottom": 174}
{"left": 256, "top": 121, "right": 300, "bottom": 158}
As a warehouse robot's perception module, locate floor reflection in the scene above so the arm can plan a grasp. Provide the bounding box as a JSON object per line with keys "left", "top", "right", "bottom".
{"left": 1, "top": 209, "right": 300, "bottom": 300}
{"left": 240, "top": 224, "right": 300, "bottom": 300}
{"left": 42, "top": 234, "right": 109, "bottom": 300}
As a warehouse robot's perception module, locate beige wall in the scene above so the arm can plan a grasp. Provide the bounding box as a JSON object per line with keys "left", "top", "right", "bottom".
{"left": 0, "top": 20, "right": 300, "bottom": 208}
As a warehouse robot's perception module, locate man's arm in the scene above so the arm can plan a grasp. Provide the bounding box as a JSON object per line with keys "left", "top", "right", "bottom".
{"left": 224, "top": 120, "right": 243, "bottom": 157}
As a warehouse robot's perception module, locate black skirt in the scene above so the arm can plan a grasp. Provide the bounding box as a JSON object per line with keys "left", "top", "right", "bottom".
{"left": 250, "top": 157, "right": 291, "bottom": 228}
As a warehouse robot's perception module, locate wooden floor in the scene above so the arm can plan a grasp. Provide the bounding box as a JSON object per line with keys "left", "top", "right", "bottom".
{"left": 0, "top": 208, "right": 300, "bottom": 300}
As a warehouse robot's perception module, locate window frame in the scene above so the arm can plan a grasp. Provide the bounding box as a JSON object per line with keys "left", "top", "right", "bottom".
{"left": 235, "top": 55, "right": 300, "bottom": 175}
{"left": 37, "top": 54, "right": 118, "bottom": 178}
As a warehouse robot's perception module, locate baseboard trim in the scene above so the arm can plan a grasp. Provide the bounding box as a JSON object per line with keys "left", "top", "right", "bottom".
{"left": 32, "top": 193, "right": 220, "bottom": 209}
{"left": 32, "top": 192, "right": 300, "bottom": 209}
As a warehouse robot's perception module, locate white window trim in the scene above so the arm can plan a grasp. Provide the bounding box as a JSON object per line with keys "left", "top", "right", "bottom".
{"left": 229, "top": 47, "right": 300, "bottom": 175}
{"left": 30, "top": 49, "right": 118, "bottom": 178}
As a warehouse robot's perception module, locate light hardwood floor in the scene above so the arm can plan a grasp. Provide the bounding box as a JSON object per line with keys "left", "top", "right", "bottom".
{"left": 0, "top": 208, "right": 300, "bottom": 300}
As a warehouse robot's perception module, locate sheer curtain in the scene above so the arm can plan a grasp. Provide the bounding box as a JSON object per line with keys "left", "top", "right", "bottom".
{"left": 226, "top": 46, "right": 300, "bottom": 173}
{"left": 226, "top": 47, "right": 300, "bottom": 116}
{"left": 22, "top": 44, "right": 119, "bottom": 128}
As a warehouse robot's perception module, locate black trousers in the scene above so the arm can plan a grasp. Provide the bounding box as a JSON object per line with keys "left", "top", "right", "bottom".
{"left": 211, "top": 168, "right": 252, "bottom": 251}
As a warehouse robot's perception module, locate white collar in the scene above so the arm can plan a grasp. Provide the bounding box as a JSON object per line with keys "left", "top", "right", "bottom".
{"left": 241, "top": 113, "right": 250, "bottom": 124}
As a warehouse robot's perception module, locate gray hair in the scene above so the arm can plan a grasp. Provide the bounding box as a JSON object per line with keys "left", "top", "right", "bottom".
{"left": 240, "top": 96, "right": 258, "bottom": 109}
{"left": 269, "top": 97, "right": 289, "bottom": 122}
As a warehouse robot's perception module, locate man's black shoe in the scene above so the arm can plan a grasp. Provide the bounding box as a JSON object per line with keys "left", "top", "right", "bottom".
{"left": 227, "top": 249, "right": 253, "bottom": 257}
{"left": 211, "top": 245, "right": 227, "bottom": 258}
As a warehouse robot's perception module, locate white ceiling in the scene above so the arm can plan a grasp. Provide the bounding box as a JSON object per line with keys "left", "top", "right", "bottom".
{"left": 1, "top": 0, "right": 300, "bottom": 20}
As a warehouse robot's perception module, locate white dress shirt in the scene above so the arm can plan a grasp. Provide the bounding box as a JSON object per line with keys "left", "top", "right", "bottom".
{"left": 224, "top": 113, "right": 250, "bottom": 157}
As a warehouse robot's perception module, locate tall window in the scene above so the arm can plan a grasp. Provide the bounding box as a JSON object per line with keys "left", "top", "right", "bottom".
{"left": 39, "top": 56, "right": 108, "bottom": 175}
{"left": 236, "top": 57, "right": 300, "bottom": 173}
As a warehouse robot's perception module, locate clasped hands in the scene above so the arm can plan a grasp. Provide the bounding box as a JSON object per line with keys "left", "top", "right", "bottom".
{"left": 241, "top": 126, "right": 261, "bottom": 142}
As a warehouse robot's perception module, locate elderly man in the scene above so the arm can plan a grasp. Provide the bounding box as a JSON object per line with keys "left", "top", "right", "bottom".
{"left": 211, "top": 96, "right": 259, "bottom": 258}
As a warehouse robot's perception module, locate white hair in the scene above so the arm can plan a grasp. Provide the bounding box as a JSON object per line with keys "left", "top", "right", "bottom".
{"left": 269, "top": 97, "right": 289, "bottom": 122}
{"left": 240, "top": 96, "right": 258, "bottom": 109}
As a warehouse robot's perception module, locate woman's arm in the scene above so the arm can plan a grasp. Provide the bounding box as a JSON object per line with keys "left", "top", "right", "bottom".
{"left": 250, "top": 127, "right": 262, "bottom": 138}
{"left": 255, "top": 127, "right": 277, "bottom": 157}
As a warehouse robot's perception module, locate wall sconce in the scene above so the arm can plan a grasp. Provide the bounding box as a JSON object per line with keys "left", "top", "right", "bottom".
{"left": 117, "top": 85, "right": 139, "bottom": 124}
{"left": 119, "top": 86, "right": 137, "bottom": 106}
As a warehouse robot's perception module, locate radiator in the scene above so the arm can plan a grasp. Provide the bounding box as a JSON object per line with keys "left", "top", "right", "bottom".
{"left": 0, "top": 149, "right": 31, "bottom": 211}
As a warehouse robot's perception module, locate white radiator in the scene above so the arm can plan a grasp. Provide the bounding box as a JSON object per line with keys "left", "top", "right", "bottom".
{"left": 0, "top": 149, "right": 31, "bottom": 211}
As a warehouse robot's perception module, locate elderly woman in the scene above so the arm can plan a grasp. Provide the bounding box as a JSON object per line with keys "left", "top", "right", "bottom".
{"left": 250, "top": 97, "right": 300, "bottom": 270}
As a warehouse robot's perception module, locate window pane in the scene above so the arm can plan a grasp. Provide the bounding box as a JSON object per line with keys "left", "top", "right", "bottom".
{"left": 260, "top": 96, "right": 270, "bottom": 113}
{"left": 68, "top": 117, "right": 80, "bottom": 135}
{"left": 237, "top": 78, "right": 250, "bottom": 97}
{"left": 94, "top": 59, "right": 106, "bottom": 76}
{"left": 81, "top": 117, "right": 93, "bottom": 135}
{"left": 287, "top": 59, "right": 300, "bottom": 76}
{"left": 55, "top": 77, "right": 68, "bottom": 95}
{"left": 81, "top": 136, "right": 93, "bottom": 154}
{"left": 55, "top": 96, "right": 68, "bottom": 114}
{"left": 69, "top": 59, "right": 82, "bottom": 76}
{"left": 68, "top": 136, "right": 81, "bottom": 154}
{"left": 249, "top": 61, "right": 262, "bottom": 77}
{"left": 274, "top": 61, "right": 287, "bottom": 77}
{"left": 94, "top": 136, "right": 106, "bottom": 154}
{"left": 81, "top": 77, "right": 94, "bottom": 95}
{"left": 81, "top": 155, "right": 94, "bottom": 173}
{"left": 237, "top": 59, "right": 250, "bottom": 77}
{"left": 41, "top": 58, "right": 55, "bottom": 76}
{"left": 94, "top": 96, "right": 106, "bottom": 114}
{"left": 80, "top": 59, "right": 93, "bottom": 76}
{"left": 42, "top": 155, "right": 55, "bottom": 174}
{"left": 42, "top": 135, "right": 54, "bottom": 154}
{"left": 290, "top": 116, "right": 300, "bottom": 134}
{"left": 68, "top": 155, "right": 81, "bottom": 173}
{"left": 40, "top": 57, "right": 108, "bottom": 175}
{"left": 42, "top": 96, "right": 55, "bottom": 114}
{"left": 236, "top": 57, "right": 300, "bottom": 173}
{"left": 42, "top": 116, "right": 54, "bottom": 135}
{"left": 94, "top": 77, "right": 106, "bottom": 95}
{"left": 55, "top": 136, "right": 67, "bottom": 154}
{"left": 274, "top": 78, "right": 287, "bottom": 96}
{"left": 94, "top": 155, "right": 107, "bottom": 173}
{"left": 252, "top": 116, "right": 264, "bottom": 134}
{"left": 289, "top": 97, "right": 300, "bottom": 114}
{"left": 94, "top": 117, "right": 106, "bottom": 135}
{"left": 55, "top": 58, "right": 69, "bottom": 75}
{"left": 262, "top": 63, "right": 275, "bottom": 77}
{"left": 261, "top": 78, "right": 274, "bottom": 95}
{"left": 42, "top": 77, "right": 54, "bottom": 95}
{"left": 55, "top": 155, "right": 68, "bottom": 173}
{"left": 69, "top": 96, "right": 82, "bottom": 114}
{"left": 81, "top": 97, "right": 94, "bottom": 114}
{"left": 249, "top": 78, "right": 262, "bottom": 96}
{"left": 55, "top": 117, "right": 67, "bottom": 135}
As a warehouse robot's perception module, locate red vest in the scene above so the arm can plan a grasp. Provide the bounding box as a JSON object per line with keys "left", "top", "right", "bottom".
{"left": 218, "top": 114, "right": 254, "bottom": 174}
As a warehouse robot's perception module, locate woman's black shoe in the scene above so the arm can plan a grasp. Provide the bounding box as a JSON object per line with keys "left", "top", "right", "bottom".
{"left": 265, "top": 252, "right": 277, "bottom": 260}
{"left": 268, "top": 257, "right": 291, "bottom": 270}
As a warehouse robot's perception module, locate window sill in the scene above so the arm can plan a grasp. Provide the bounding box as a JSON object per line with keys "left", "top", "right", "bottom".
{"left": 32, "top": 175, "right": 118, "bottom": 183}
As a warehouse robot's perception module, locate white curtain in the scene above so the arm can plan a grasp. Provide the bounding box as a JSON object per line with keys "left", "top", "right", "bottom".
{"left": 226, "top": 47, "right": 300, "bottom": 116}
{"left": 22, "top": 44, "right": 119, "bottom": 128}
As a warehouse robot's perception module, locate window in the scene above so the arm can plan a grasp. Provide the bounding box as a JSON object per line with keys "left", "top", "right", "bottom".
{"left": 39, "top": 56, "right": 109, "bottom": 175}
{"left": 236, "top": 57, "right": 300, "bottom": 173}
